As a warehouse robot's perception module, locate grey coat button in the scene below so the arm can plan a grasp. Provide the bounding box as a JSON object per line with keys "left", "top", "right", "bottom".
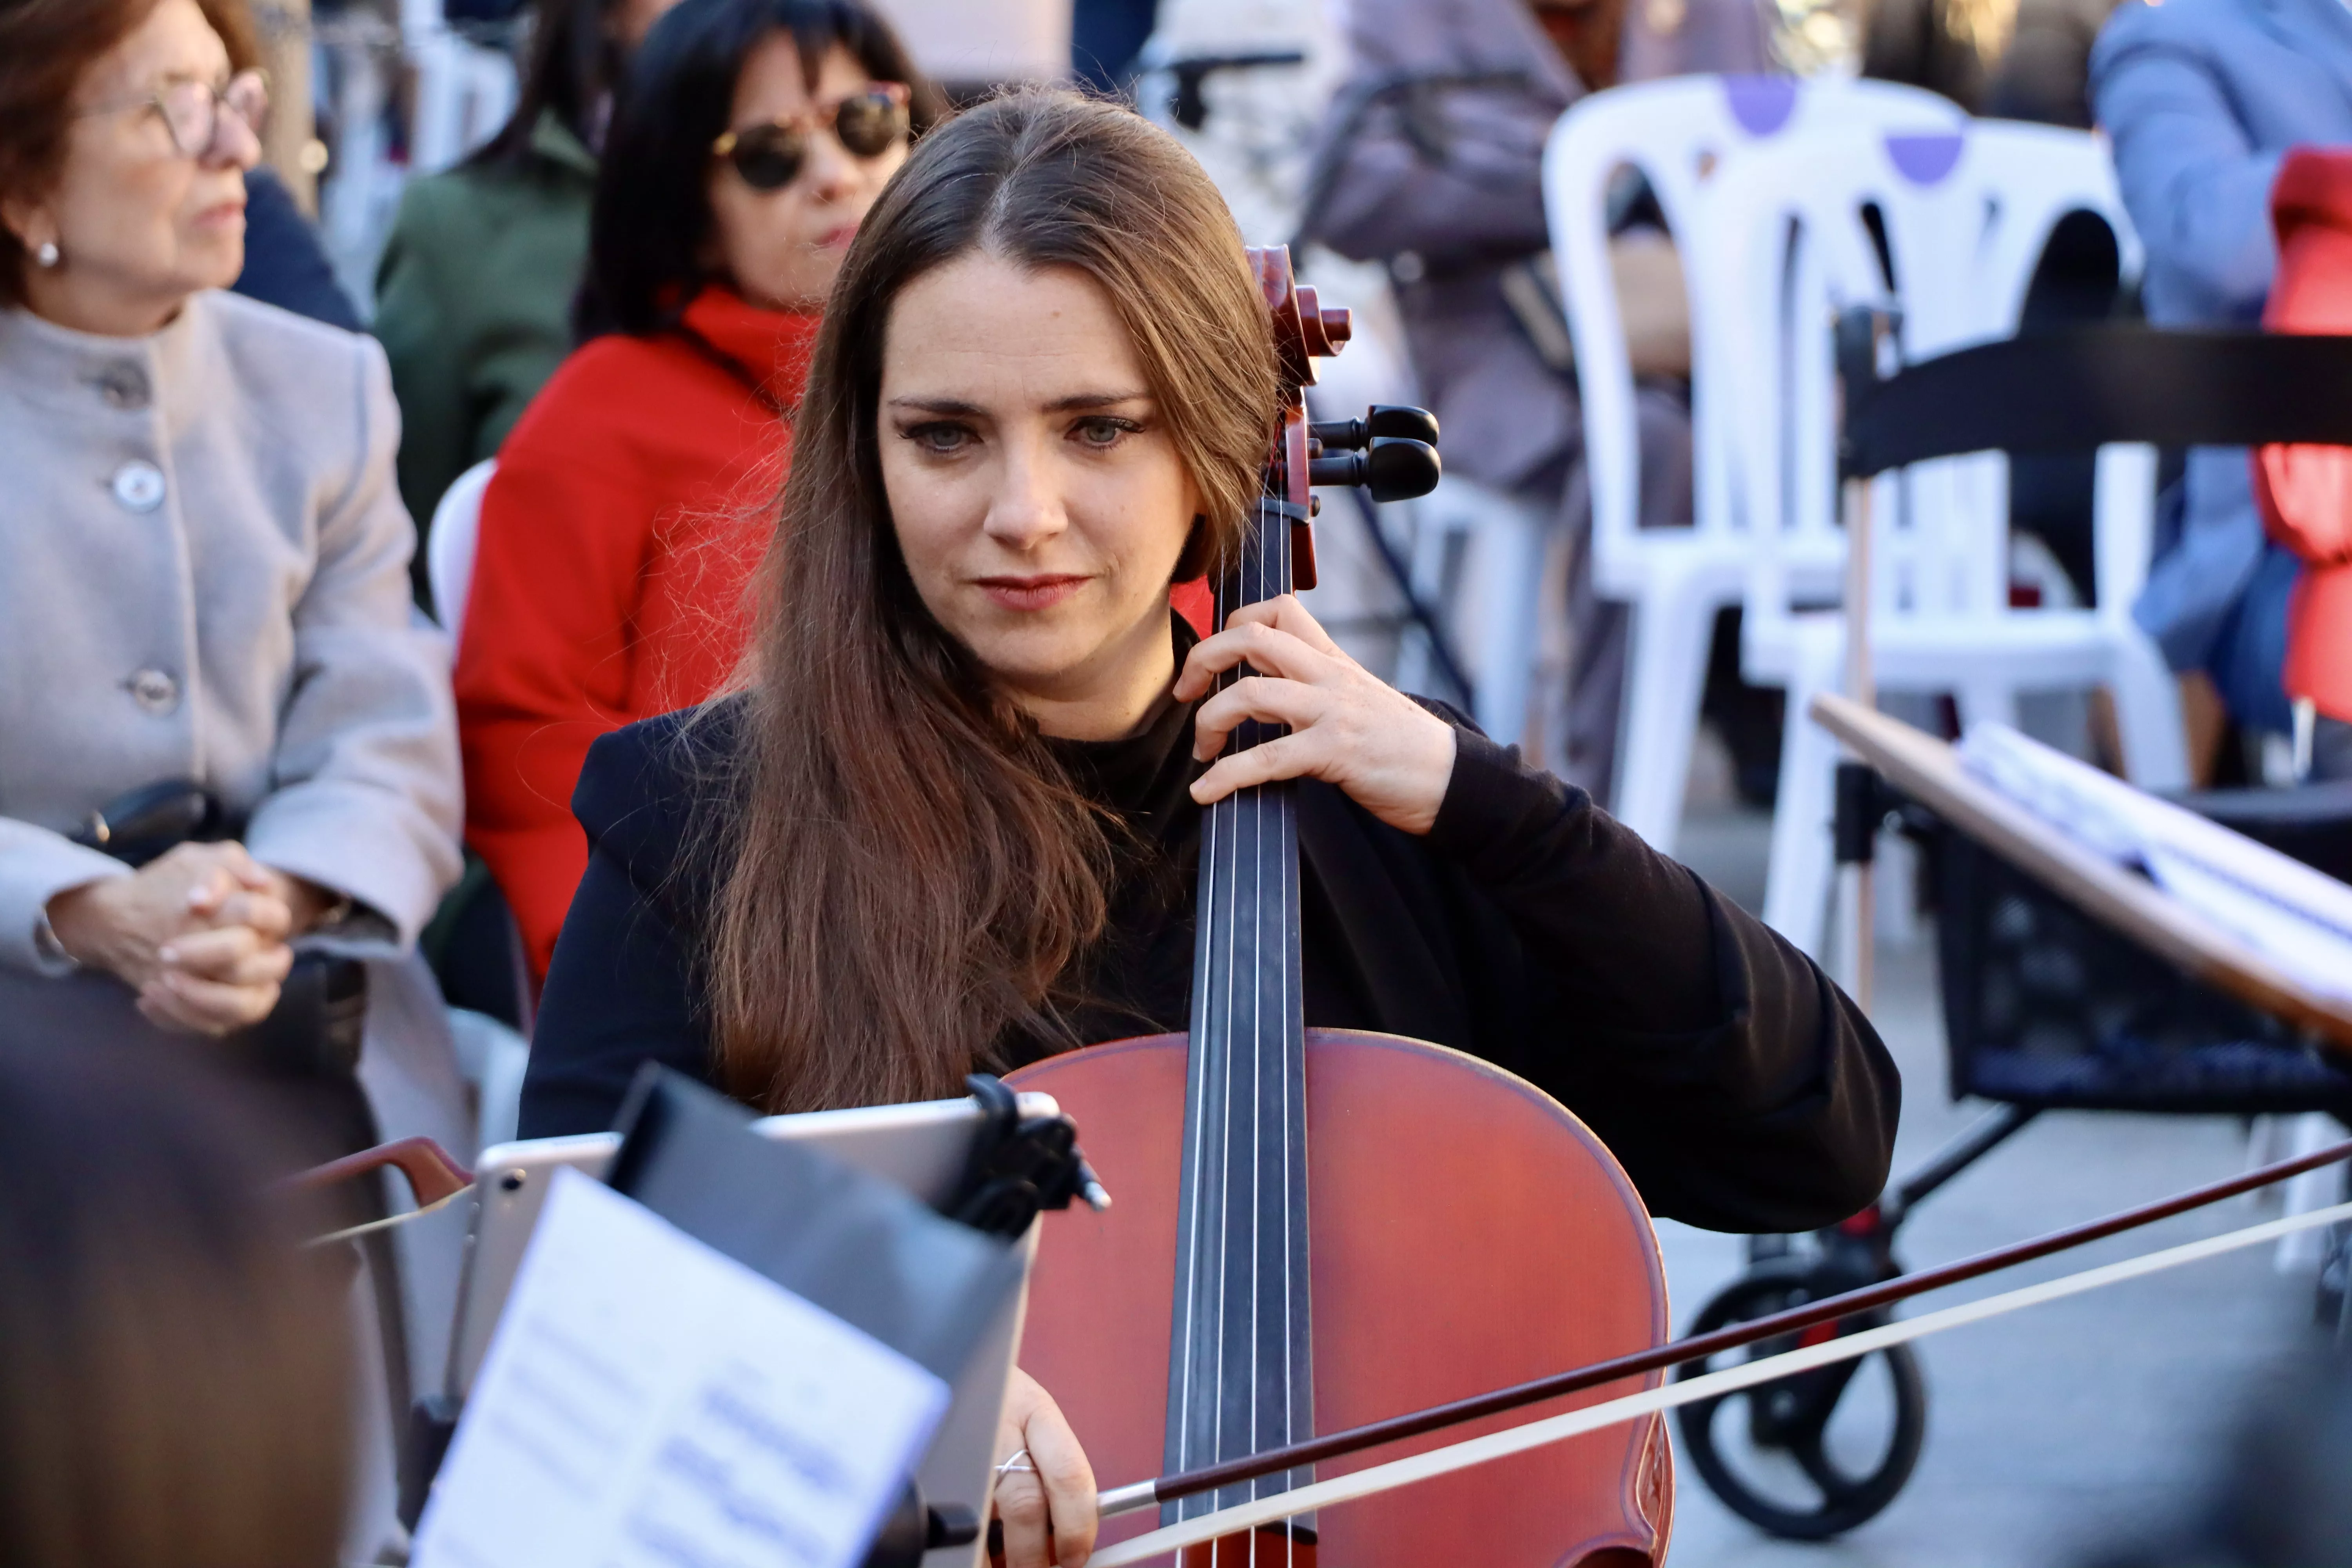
{"left": 126, "top": 668, "right": 180, "bottom": 715}
{"left": 111, "top": 459, "right": 165, "bottom": 512}
{"left": 93, "top": 361, "right": 151, "bottom": 410}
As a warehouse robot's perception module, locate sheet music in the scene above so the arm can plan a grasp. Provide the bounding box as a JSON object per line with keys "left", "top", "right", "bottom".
{"left": 413, "top": 1167, "right": 951, "bottom": 1568}
{"left": 1959, "top": 722, "right": 2352, "bottom": 1005}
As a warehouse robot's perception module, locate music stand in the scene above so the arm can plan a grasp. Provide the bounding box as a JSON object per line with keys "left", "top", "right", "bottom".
{"left": 1828, "top": 320, "right": 2352, "bottom": 1016}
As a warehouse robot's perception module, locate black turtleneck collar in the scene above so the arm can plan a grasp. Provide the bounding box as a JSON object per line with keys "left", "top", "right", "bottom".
{"left": 1042, "top": 613, "right": 1204, "bottom": 835}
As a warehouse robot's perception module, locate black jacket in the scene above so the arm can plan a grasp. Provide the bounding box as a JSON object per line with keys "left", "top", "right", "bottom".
{"left": 523, "top": 688, "right": 1899, "bottom": 1233}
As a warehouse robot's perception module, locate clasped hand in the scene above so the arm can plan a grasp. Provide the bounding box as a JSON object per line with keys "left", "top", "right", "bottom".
{"left": 45, "top": 842, "right": 313, "bottom": 1035}
{"left": 1177, "top": 595, "right": 1457, "bottom": 835}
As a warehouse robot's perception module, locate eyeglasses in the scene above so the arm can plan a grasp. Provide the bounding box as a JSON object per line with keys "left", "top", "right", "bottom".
{"left": 79, "top": 69, "right": 269, "bottom": 160}
{"left": 711, "top": 83, "right": 911, "bottom": 192}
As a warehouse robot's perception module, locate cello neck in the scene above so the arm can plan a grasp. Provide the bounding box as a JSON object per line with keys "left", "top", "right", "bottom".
{"left": 1161, "top": 243, "right": 1350, "bottom": 1529}
{"left": 1163, "top": 380, "right": 1318, "bottom": 1531}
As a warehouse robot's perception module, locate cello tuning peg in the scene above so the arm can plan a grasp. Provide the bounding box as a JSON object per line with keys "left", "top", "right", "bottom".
{"left": 1307, "top": 436, "right": 1441, "bottom": 502}
{"left": 1307, "top": 404, "right": 1441, "bottom": 453}
{"left": 1316, "top": 304, "right": 1352, "bottom": 353}
{"left": 1368, "top": 404, "right": 1439, "bottom": 446}
{"left": 1292, "top": 285, "right": 1352, "bottom": 358}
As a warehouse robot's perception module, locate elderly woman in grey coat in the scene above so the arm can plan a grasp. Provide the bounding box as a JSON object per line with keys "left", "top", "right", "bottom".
{"left": 0, "top": 0, "right": 470, "bottom": 1362}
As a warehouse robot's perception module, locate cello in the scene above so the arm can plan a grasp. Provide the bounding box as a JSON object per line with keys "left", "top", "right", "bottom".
{"left": 1006, "top": 247, "right": 1676, "bottom": 1567}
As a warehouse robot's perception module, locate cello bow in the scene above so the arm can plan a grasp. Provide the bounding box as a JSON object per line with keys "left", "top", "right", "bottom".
{"left": 1097, "top": 1129, "right": 2352, "bottom": 1521}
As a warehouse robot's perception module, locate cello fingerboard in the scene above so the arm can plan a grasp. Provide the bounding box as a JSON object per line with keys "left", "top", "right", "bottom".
{"left": 1164, "top": 495, "right": 1316, "bottom": 1526}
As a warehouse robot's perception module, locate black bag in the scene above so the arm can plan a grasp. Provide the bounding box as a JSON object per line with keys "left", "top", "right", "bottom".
{"left": 1934, "top": 780, "right": 2352, "bottom": 1115}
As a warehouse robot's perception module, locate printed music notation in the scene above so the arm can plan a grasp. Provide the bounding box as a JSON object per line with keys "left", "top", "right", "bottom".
{"left": 1960, "top": 721, "right": 2352, "bottom": 1005}
{"left": 413, "top": 1167, "right": 949, "bottom": 1568}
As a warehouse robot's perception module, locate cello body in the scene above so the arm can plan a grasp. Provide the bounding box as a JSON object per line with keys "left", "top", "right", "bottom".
{"left": 1008, "top": 1031, "right": 1675, "bottom": 1566}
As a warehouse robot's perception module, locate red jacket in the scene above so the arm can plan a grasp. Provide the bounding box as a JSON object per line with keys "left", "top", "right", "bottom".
{"left": 454, "top": 287, "right": 818, "bottom": 979}
{"left": 2252, "top": 147, "right": 2352, "bottom": 726}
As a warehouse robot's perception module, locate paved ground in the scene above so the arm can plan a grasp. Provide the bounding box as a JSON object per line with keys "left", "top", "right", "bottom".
{"left": 1660, "top": 804, "right": 2334, "bottom": 1568}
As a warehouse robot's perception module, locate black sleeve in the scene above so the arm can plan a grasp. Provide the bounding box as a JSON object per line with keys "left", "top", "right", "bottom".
{"left": 520, "top": 724, "right": 720, "bottom": 1142}
{"left": 518, "top": 840, "right": 711, "bottom": 1138}
{"left": 1426, "top": 728, "right": 1902, "bottom": 1233}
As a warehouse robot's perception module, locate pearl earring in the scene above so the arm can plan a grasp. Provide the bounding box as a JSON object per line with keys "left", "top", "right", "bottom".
{"left": 34, "top": 240, "right": 59, "bottom": 269}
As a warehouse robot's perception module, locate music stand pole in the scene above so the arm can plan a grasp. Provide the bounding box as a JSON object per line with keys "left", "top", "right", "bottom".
{"left": 1837, "top": 308, "right": 1891, "bottom": 1014}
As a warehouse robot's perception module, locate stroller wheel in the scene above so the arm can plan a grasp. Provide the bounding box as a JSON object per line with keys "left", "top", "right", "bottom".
{"left": 1675, "top": 1262, "right": 1928, "bottom": 1540}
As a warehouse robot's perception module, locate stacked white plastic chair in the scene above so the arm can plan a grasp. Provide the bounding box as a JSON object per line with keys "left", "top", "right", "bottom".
{"left": 401, "top": 0, "right": 519, "bottom": 177}
{"left": 1700, "top": 122, "right": 2190, "bottom": 958}
{"left": 1541, "top": 74, "right": 1964, "bottom": 854}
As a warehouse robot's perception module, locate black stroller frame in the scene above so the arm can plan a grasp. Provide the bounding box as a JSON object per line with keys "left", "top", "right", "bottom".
{"left": 1674, "top": 317, "right": 2352, "bottom": 1540}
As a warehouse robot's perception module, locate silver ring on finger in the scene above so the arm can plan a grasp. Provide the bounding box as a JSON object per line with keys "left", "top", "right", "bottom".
{"left": 995, "top": 1447, "right": 1036, "bottom": 1479}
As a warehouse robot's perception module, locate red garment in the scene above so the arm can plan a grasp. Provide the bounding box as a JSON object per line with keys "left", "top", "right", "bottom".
{"left": 454, "top": 287, "right": 817, "bottom": 979}
{"left": 2252, "top": 147, "right": 2352, "bottom": 726}
{"left": 1172, "top": 575, "right": 1213, "bottom": 639}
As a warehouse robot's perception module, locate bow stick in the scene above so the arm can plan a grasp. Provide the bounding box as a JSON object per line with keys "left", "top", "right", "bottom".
{"left": 1091, "top": 1190, "right": 2352, "bottom": 1565}
{"left": 1094, "top": 1132, "right": 2352, "bottom": 1522}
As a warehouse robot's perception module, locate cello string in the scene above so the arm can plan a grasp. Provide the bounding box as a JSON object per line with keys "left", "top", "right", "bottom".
{"left": 1230, "top": 488, "right": 1275, "bottom": 1545}
{"left": 1260, "top": 492, "right": 1278, "bottom": 1506}
{"left": 1268, "top": 485, "right": 1303, "bottom": 1515}
{"left": 1210, "top": 585, "right": 1241, "bottom": 1515}
{"left": 1181, "top": 567, "right": 1236, "bottom": 1515}
{"left": 1242, "top": 503, "right": 1264, "bottom": 1512}
{"left": 1282, "top": 492, "right": 1299, "bottom": 1510}
{"left": 1278, "top": 489, "right": 1303, "bottom": 1562}
{"left": 1209, "top": 506, "right": 1258, "bottom": 1521}
{"left": 1176, "top": 579, "right": 1214, "bottom": 1496}
{"left": 1259, "top": 488, "right": 1285, "bottom": 1505}
{"left": 1089, "top": 1194, "right": 2352, "bottom": 1559}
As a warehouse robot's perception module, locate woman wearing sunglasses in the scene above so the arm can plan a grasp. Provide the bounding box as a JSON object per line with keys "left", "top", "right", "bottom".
{"left": 454, "top": 0, "right": 940, "bottom": 986}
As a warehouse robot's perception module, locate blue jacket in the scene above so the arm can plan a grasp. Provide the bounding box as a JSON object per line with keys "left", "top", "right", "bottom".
{"left": 2091, "top": 0, "right": 2352, "bottom": 675}
{"left": 230, "top": 167, "right": 361, "bottom": 333}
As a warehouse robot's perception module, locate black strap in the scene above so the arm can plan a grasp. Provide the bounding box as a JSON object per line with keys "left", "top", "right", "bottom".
{"left": 69, "top": 778, "right": 236, "bottom": 867}
{"left": 667, "top": 321, "right": 794, "bottom": 417}
{"left": 1842, "top": 325, "right": 2352, "bottom": 479}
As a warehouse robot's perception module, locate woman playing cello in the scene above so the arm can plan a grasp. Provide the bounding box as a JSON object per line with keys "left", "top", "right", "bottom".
{"left": 518, "top": 88, "right": 1898, "bottom": 1568}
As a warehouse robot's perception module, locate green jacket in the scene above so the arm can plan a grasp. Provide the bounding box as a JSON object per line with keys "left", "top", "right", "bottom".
{"left": 372, "top": 113, "right": 597, "bottom": 603}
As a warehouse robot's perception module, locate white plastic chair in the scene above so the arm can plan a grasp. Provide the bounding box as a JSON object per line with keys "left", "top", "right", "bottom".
{"left": 422, "top": 455, "right": 531, "bottom": 1147}
{"left": 1392, "top": 477, "right": 1553, "bottom": 740}
{"left": 1542, "top": 75, "right": 1964, "bottom": 853}
{"left": 447, "top": 1006, "right": 530, "bottom": 1152}
{"left": 426, "top": 456, "right": 497, "bottom": 643}
{"left": 1703, "top": 123, "right": 2190, "bottom": 956}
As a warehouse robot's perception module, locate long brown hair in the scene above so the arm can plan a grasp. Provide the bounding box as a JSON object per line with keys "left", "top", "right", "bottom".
{"left": 708, "top": 88, "right": 1277, "bottom": 1112}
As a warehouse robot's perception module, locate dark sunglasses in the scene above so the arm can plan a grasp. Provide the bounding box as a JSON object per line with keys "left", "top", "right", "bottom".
{"left": 711, "top": 83, "right": 911, "bottom": 192}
